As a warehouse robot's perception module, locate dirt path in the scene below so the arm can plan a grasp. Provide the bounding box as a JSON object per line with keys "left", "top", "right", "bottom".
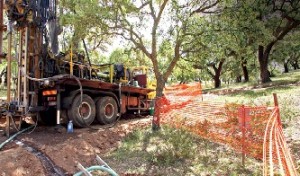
{"left": 0, "top": 116, "right": 151, "bottom": 175}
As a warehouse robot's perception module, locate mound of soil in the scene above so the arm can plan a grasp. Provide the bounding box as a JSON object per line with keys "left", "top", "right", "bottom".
{"left": 0, "top": 117, "right": 151, "bottom": 175}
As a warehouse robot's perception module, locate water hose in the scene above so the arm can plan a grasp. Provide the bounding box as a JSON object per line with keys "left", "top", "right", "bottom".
{"left": 0, "top": 125, "right": 34, "bottom": 150}
{"left": 73, "top": 165, "right": 118, "bottom": 176}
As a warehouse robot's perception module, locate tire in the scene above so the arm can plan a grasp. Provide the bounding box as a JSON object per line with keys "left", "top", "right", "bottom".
{"left": 67, "top": 94, "right": 96, "bottom": 127}
{"left": 96, "top": 96, "right": 118, "bottom": 125}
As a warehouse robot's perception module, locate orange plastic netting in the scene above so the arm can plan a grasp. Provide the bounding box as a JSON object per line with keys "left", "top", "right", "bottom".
{"left": 153, "top": 82, "right": 298, "bottom": 175}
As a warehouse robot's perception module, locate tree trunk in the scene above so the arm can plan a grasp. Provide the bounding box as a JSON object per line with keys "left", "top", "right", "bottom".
{"left": 241, "top": 60, "right": 249, "bottom": 82}
{"left": 284, "top": 61, "right": 289, "bottom": 73}
{"left": 213, "top": 60, "right": 224, "bottom": 88}
{"left": 236, "top": 76, "right": 242, "bottom": 83}
{"left": 214, "top": 76, "right": 221, "bottom": 88}
{"left": 258, "top": 45, "right": 271, "bottom": 83}
{"left": 155, "top": 75, "right": 166, "bottom": 97}
{"left": 180, "top": 69, "right": 184, "bottom": 84}
{"left": 291, "top": 60, "right": 299, "bottom": 70}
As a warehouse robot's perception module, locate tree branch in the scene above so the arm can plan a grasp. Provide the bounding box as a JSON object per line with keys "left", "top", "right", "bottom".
{"left": 206, "top": 67, "right": 215, "bottom": 77}
{"left": 190, "top": 0, "right": 220, "bottom": 16}
{"left": 149, "top": 0, "right": 156, "bottom": 20}
{"left": 151, "top": 0, "right": 169, "bottom": 60}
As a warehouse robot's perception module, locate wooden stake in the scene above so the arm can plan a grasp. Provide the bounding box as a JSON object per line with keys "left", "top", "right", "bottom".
{"left": 273, "top": 93, "right": 278, "bottom": 107}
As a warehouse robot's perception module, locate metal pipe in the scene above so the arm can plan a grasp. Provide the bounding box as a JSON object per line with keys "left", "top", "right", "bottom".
{"left": 17, "top": 30, "right": 23, "bottom": 109}
{"left": 127, "top": 107, "right": 149, "bottom": 111}
{"left": 5, "top": 113, "right": 10, "bottom": 137}
{"left": 137, "top": 98, "right": 141, "bottom": 115}
{"left": 82, "top": 39, "right": 92, "bottom": 78}
{"left": 0, "top": 0, "right": 3, "bottom": 57}
{"left": 118, "top": 83, "right": 122, "bottom": 115}
{"left": 7, "top": 31, "right": 12, "bottom": 103}
{"left": 23, "top": 27, "right": 29, "bottom": 111}
{"left": 70, "top": 44, "right": 73, "bottom": 75}
{"left": 56, "top": 89, "right": 61, "bottom": 125}
{"left": 110, "top": 64, "right": 113, "bottom": 83}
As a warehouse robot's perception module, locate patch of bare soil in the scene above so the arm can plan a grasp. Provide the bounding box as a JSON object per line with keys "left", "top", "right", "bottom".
{"left": 0, "top": 147, "right": 44, "bottom": 176}
{"left": 0, "top": 116, "right": 151, "bottom": 175}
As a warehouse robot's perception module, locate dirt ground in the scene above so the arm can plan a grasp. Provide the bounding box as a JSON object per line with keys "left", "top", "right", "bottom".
{"left": 0, "top": 116, "right": 151, "bottom": 176}
{"left": 1, "top": 116, "right": 299, "bottom": 176}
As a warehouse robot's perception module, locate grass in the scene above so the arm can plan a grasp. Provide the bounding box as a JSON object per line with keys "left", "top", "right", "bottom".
{"left": 220, "top": 84, "right": 300, "bottom": 123}
{"left": 104, "top": 126, "right": 262, "bottom": 175}
{"left": 271, "top": 70, "right": 300, "bottom": 83}
{"left": 201, "top": 70, "right": 300, "bottom": 123}
{"left": 202, "top": 70, "right": 300, "bottom": 93}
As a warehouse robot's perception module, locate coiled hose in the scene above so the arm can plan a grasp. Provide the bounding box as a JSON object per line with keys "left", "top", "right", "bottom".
{"left": 73, "top": 165, "right": 118, "bottom": 176}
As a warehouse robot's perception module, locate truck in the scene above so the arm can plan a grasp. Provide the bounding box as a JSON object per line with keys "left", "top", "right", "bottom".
{"left": 1, "top": 0, "right": 155, "bottom": 133}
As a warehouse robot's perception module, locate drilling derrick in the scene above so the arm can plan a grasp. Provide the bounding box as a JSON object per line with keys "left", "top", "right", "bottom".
{"left": 2, "top": 0, "right": 56, "bottom": 134}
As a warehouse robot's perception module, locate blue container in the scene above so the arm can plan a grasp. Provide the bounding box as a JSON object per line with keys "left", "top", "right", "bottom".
{"left": 67, "top": 120, "right": 73, "bottom": 133}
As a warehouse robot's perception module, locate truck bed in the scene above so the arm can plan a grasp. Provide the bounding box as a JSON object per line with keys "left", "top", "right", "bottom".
{"left": 55, "top": 77, "right": 154, "bottom": 95}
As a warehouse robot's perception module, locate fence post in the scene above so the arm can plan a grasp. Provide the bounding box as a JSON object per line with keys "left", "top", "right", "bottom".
{"left": 199, "top": 82, "right": 203, "bottom": 101}
{"left": 273, "top": 93, "right": 282, "bottom": 127}
{"left": 239, "top": 105, "right": 246, "bottom": 167}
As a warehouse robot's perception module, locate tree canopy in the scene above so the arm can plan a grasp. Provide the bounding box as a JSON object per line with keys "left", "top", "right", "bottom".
{"left": 60, "top": 0, "right": 300, "bottom": 91}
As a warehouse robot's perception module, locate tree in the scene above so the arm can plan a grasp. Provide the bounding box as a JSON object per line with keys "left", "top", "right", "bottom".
{"left": 269, "top": 30, "right": 300, "bottom": 73}
{"left": 61, "top": 0, "right": 220, "bottom": 97}
{"left": 172, "top": 59, "right": 199, "bottom": 84}
{"left": 207, "top": 59, "right": 225, "bottom": 88}
{"left": 61, "top": 0, "right": 112, "bottom": 51}
{"left": 225, "top": 0, "right": 300, "bottom": 83}
{"left": 105, "top": 0, "right": 222, "bottom": 96}
{"left": 183, "top": 11, "right": 242, "bottom": 88}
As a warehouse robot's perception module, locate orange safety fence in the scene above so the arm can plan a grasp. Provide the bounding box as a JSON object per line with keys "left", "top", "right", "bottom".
{"left": 263, "top": 107, "right": 299, "bottom": 176}
{"left": 153, "top": 82, "right": 299, "bottom": 175}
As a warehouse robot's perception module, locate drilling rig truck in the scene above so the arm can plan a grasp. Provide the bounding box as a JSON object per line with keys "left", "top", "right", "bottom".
{"left": 0, "top": 0, "right": 155, "bottom": 135}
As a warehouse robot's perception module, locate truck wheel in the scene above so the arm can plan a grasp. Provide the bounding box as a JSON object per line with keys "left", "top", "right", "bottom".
{"left": 96, "top": 96, "right": 118, "bottom": 124}
{"left": 67, "top": 94, "right": 96, "bottom": 127}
